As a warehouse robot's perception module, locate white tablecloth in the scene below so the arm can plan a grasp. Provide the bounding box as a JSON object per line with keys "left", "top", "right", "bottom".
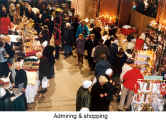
{"left": 25, "top": 71, "right": 40, "bottom": 104}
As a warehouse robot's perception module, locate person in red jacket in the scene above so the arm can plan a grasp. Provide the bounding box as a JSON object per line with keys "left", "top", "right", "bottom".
{"left": 54, "top": 24, "right": 61, "bottom": 59}
{"left": 135, "top": 33, "right": 146, "bottom": 51}
{"left": 135, "top": 38, "right": 144, "bottom": 50}
{"left": 119, "top": 60, "right": 143, "bottom": 110}
{"left": 0, "top": 5, "right": 11, "bottom": 35}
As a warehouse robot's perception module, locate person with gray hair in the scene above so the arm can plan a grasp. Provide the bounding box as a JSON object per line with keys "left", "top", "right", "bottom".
{"left": 90, "top": 75, "right": 113, "bottom": 111}
{"left": 76, "top": 80, "right": 92, "bottom": 111}
{"left": 63, "top": 22, "right": 74, "bottom": 58}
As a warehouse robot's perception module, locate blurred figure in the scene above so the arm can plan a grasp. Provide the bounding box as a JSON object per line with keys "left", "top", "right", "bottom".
{"left": 76, "top": 21, "right": 90, "bottom": 39}
{"left": 0, "top": 41, "right": 10, "bottom": 77}
{"left": 63, "top": 23, "right": 74, "bottom": 58}
{"left": 76, "top": 80, "right": 92, "bottom": 111}
{"left": 85, "top": 34, "right": 98, "bottom": 71}
{"left": 76, "top": 34, "right": 86, "bottom": 67}
{"left": 54, "top": 24, "right": 62, "bottom": 59}
{"left": 0, "top": 5, "right": 11, "bottom": 35}
{"left": 119, "top": 61, "right": 143, "bottom": 111}
{"left": 90, "top": 76, "right": 113, "bottom": 111}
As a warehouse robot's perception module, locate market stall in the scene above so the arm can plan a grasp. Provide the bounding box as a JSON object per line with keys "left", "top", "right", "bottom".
{"left": 0, "top": 16, "right": 43, "bottom": 104}
{"left": 131, "top": 50, "right": 166, "bottom": 111}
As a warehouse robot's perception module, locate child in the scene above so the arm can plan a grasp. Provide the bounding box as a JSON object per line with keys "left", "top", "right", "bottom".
{"left": 76, "top": 34, "right": 86, "bottom": 67}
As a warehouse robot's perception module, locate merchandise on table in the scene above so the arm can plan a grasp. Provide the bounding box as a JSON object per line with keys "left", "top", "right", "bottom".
{"left": 131, "top": 76, "right": 165, "bottom": 111}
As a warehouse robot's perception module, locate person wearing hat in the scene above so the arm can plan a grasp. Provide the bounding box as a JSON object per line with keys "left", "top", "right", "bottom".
{"left": 90, "top": 75, "right": 113, "bottom": 111}
{"left": 76, "top": 80, "right": 92, "bottom": 111}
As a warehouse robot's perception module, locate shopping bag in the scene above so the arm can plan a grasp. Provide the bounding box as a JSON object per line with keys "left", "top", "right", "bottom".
{"left": 42, "top": 77, "right": 48, "bottom": 89}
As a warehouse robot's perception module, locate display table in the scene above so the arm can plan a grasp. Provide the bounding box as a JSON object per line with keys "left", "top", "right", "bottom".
{"left": 121, "top": 28, "right": 136, "bottom": 36}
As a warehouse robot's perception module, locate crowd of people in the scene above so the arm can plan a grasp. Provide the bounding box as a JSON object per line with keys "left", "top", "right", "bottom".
{"left": 0, "top": 0, "right": 165, "bottom": 111}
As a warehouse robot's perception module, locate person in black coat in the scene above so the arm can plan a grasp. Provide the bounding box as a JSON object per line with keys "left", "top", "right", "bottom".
{"left": 25, "top": 7, "right": 35, "bottom": 20}
{"left": 116, "top": 48, "right": 127, "bottom": 76}
{"left": 4, "top": 42, "right": 15, "bottom": 64}
{"left": 94, "top": 43, "right": 110, "bottom": 63}
{"left": 39, "top": 45, "right": 55, "bottom": 93}
{"left": 91, "top": 26, "right": 102, "bottom": 41}
{"left": 63, "top": 23, "right": 74, "bottom": 58}
{"left": 85, "top": 34, "right": 99, "bottom": 70}
{"left": 10, "top": 59, "right": 27, "bottom": 92}
{"left": 90, "top": 75, "right": 113, "bottom": 111}
{"left": 9, "top": 58, "right": 28, "bottom": 111}
{"left": 71, "top": 16, "right": 80, "bottom": 47}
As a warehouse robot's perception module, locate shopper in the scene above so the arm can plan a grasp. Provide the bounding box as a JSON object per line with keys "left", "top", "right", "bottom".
{"left": 90, "top": 75, "right": 113, "bottom": 111}
{"left": 76, "top": 34, "right": 86, "bottom": 67}
{"left": 0, "top": 5, "right": 11, "bottom": 35}
{"left": 39, "top": 45, "right": 55, "bottom": 94}
{"left": 76, "top": 80, "right": 92, "bottom": 111}
{"left": 76, "top": 21, "right": 90, "bottom": 39}
{"left": 85, "top": 34, "right": 98, "bottom": 71}
{"left": 0, "top": 41, "right": 10, "bottom": 77}
{"left": 119, "top": 61, "right": 143, "bottom": 111}
{"left": 63, "top": 23, "right": 74, "bottom": 58}
{"left": 54, "top": 24, "right": 62, "bottom": 59}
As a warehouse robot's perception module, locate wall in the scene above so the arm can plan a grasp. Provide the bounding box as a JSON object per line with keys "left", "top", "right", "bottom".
{"left": 118, "top": 0, "right": 132, "bottom": 25}
{"left": 157, "top": 0, "right": 166, "bottom": 25}
{"left": 71, "top": 0, "right": 97, "bottom": 18}
{"left": 100, "top": 0, "right": 119, "bottom": 16}
{"left": 130, "top": 10, "right": 155, "bottom": 34}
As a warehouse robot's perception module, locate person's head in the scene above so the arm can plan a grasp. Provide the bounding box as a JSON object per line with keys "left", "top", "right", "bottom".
{"left": 98, "top": 76, "right": 108, "bottom": 86}
{"left": 81, "top": 21, "right": 86, "bottom": 26}
{"left": 41, "top": 2, "right": 47, "bottom": 10}
{"left": 82, "top": 80, "right": 92, "bottom": 91}
{"left": 15, "top": 58, "right": 23, "bottom": 70}
{"left": 90, "top": 34, "right": 95, "bottom": 40}
{"left": 126, "top": 49, "right": 133, "bottom": 54}
{"left": 105, "top": 68, "right": 113, "bottom": 78}
{"left": 126, "top": 58, "right": 135, "bottom": 65}
{"left": 9, "top": 3, "right": 16, "bottom": 11}
{"left": 79, "top": 34, "right": 84, "bottom": 39}
{"left": 118, "top": 48, "right": 124, "bottom": 55}
{"left": 2, "top": 5, "right": 7, "bottom": 13}
{"left": 66, "top": 23, "right": 71, "bottom": 28}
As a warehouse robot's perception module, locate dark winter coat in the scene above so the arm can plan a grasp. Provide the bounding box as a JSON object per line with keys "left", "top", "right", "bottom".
{"left": 95, "top": 59, "right": 112, "bottom": 78}
{"left": 90, "top": 82, "right": 113, "bottom": 111}
{"left": 85, "top": 39, "right": 98, "bottom": 57}
{"left": 76, "top": 86, "right": 91, "bottom": 111}
{"left": 94, "top": 45, "right": 110, "bottom": 62}
{"left": 10, "top": 69, "right": 28, "bottom": 89}
{"left": 63, "top": 28, "right": 74, "bottom": 46}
